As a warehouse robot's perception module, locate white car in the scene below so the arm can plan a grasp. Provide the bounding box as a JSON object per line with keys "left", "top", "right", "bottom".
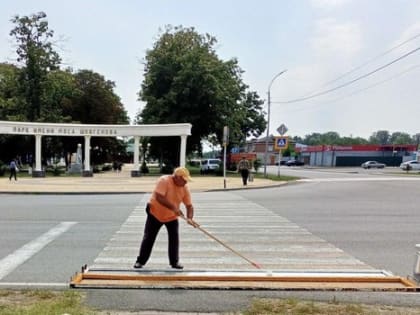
{"left": 400, "top": 160, "right": 420, "bottom": 171}
{"left": 200, "top": 158, "right": 221, "bottom": 174}
{"left": 361, "top": 161, "right": 386, "bottom": 169}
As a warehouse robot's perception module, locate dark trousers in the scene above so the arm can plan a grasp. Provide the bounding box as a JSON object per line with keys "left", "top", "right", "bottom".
{"left": 9, "top": 168, "right": 17, "bottom": 181}
{"left": 240, "top": 169, "right": 249, "bottom": 185}
{"left": 137, "top": 204, "right": 179, "bottom": 266}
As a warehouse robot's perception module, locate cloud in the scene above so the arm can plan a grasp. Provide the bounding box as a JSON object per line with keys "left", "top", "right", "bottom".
{"left": 310, "top": 18, "right": 362, "bottom": 58}
{"left": 392, "top": 21, "right": 420, "bottom": 53}
{"left": 311, "top": 0, "right": 351, "bottom": 9}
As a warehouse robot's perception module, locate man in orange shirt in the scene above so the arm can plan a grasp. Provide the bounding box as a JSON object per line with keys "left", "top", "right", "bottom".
{"left": 134, "top": 167, "right": 197, "bottom": 269}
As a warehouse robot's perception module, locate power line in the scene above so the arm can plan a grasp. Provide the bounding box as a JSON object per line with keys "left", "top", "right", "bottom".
{"left": 274, "top": 46, "right": 420, "bottom": 104}
{"left": 317, "top": 32, "right": 420, "bottom": 88}
{"left": 325, "top": 64, "right": 420, "bottom": 102}
{"left": 292, "top": 32, "right": 420, "bottom": 99}
{"left": 275, "top": 64, "right": 420, "bottom": 113}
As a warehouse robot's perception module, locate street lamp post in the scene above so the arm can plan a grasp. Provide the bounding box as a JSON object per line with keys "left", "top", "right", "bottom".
{"left": 264, "top": 70, "right": 287, "bottom": 177}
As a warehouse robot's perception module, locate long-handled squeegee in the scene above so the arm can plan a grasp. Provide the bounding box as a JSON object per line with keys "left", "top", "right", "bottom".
{"left": 180, "top": 216, "right": 262, "bottom": 269}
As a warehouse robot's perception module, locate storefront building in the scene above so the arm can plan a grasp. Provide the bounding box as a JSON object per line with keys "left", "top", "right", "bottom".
{"left": 299, "top": 144, "right": 418, "bottom": 167}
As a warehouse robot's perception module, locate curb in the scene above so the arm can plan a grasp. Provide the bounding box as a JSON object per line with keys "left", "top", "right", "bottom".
{"left": 0, "top": 183, "right": 288, "bottom": 195}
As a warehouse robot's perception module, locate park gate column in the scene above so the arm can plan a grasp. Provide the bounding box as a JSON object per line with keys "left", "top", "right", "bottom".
{"left": 33, "top": 134, "right": 45, "bottom": 177}
{"left": 180, "top": 135, "right": 187, "bottom": 167}
{"left": 83, "top": 135, "right": 93, "bottom": 177}
{"left": 131, "top": 136, "right": 141, "bottom": 177}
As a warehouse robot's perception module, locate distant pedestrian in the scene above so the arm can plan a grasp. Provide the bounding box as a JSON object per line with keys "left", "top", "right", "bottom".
{"left": 9, "top": 159, "right": 18, "bottom": 181}
{"left": 237, "top": 156, "right": 251, "bottom": 186}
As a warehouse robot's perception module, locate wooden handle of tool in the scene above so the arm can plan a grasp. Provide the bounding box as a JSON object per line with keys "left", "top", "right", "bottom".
{"left": 179, "top": 215, "right": 262, "bottom": 269}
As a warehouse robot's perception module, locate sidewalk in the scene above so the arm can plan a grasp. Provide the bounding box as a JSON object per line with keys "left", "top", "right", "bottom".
{"left": 0, "top": 166, "right": 282, "bottom": 194}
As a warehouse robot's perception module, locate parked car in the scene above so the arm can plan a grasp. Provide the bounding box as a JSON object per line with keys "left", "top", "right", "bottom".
{"left": 285, "top": 159, "right": 304, "bottom": 166}
{"left": 200, "top": 158, "right": 221, "bottom": 174}
{"left": 361, "top": 161, "right": 386, "bottom": 169}
{"left": 400, "top": 160, "right": 420, "bottom": 171}
{"left": 275, "top": 160, "right": 287, "bottom": 166}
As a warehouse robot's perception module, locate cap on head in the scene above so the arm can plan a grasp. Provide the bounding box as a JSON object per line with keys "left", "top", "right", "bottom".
{"left": 173, "top": 167, "right": 192, "bottom": 182}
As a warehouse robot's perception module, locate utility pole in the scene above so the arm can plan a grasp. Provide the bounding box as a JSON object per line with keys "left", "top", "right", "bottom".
{"left": 264, "top": 70, "right": 287, "bottom": 177}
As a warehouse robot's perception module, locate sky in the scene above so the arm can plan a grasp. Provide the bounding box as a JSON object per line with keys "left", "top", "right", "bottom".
{"left": 1, "top": 0, "right": 420, "bottom": 140}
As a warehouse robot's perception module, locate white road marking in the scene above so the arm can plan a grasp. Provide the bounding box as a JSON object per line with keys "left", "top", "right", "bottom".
{"left": 0, "top": 282, "right": 68, "bottom": 288}
{"left": 91, "top": 193, "right": 373, "bottom": 271}
{"left": 0, "top": 221, "right": 77, "bottom": 280}
{"left": 298, "top": 177, "right": 420, "bottom": 182}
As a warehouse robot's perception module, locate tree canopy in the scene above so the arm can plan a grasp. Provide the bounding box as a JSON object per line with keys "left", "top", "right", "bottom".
{"left": 289, "top": 130, "right": 419, "bottom": 147}
{"left": 10, "top": 12, "right": 61, "bottom": 121}
{"left": 136, "top": 25, "right": 266, "bottom": 166}
{"left": 0, "top": 12, "right": 130, "bottom": 164}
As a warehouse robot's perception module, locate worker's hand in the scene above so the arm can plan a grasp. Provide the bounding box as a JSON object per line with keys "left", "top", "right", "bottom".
{"left": 186, "top": 218, "right": 200, "bottom": 228}
{"left": 174, "top": 209, "right": 184, "bottom": 217}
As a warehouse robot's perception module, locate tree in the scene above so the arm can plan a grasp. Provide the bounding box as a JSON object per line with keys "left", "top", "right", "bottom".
{"left": 3, "top": 12, "right": 132, "bottom": 165}
{"left": 223, "top": 90, "right": 265, "bottom": 148}
{"left": 59, "top": 69, "right": 130, "bottom": 166}
{"left": 301, "top": 132, "right": 369, "bottom": 145}
{"left": 40, "top": 68, "right": 80, "bottom": 123}
{"left": 302, "top": 132, "right": 323, "bottom": 145}
{"left": 10, "top": 11, "right": 61, "bottom": 122}
{"left": 0, "top": 62, "right": 23, "bottom": 121}
{"left": 339, "top": 136, "right": 368, "bottom": 145}
{"left": 389, "top": 132, "right": 412, "bottom": 145}
{"left": 0, "top": 63, "right": 34, "bottom": 162}
{"left": 369, "top": 130, "right": 390, "bottom": 145}
{"left": 68, "top": 70, "right": 128, "bottom": 124}
{"left": 137, "top": 25, "right": 265, "bottom": 166}
{"left": 413, "top": 133, "right": 420, "bottom": 149}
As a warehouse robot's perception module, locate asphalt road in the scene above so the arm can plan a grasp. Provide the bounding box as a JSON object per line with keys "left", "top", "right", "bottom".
{"left": 1, "top": 166, "right": 420, "bottom": 313}
{"left": 0, "top": 194, "right": 141, "bottom": 284}
{"left": 239, "top": 166, "right": 420, "bottom": 277}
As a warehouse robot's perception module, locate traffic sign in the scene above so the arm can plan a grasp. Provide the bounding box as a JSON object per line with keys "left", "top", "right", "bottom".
{"left": 274, "top": 136, "right": 288, "bottom": 150}
{"left": 277, "top": 124, "right": 288, "bottom": 135}
{"left": 223, "top": 126, "right": 229, "bottom": 146}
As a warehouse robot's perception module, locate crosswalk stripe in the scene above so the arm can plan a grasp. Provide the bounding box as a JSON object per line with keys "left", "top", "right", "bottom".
{"left": 91, "top": 193, "right": 373, "bottom": 271}
{"left": 0, "top": 222, "right": 77, "bottom": 280}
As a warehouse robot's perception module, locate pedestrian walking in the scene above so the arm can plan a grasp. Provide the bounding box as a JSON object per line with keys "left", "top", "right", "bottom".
{"left": 9, "top": 159, "right": 18, "bottom": 181}
{"left": 237, "top": 156, "right": 251, "bottom": 186}
{"left": 134, "top": 167, "right": 197, "bottom": 269}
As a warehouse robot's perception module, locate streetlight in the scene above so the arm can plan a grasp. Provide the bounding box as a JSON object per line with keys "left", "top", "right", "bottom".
{"left": 264, "top": 70, "right": 287, "bottom": 177}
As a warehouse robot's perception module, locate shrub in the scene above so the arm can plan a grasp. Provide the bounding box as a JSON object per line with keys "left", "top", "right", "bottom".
{"left": 141, "top": 161, "right": 149, "bottom": 174}
{"left": 228, "top": 162, "right": 237, "bottom": 172}
{"left": 161, "top": 162, "right": 174, "bottom": 174}
{"left": 253, "top": 158, "right": 262, "bottom": 173}
{"left": 51, "top": 166, "right": 63, "bottom": 176}
{"left": 102, "top": 164, "right": 112, "bottom": 171}
{"left": 215, "top": 163, "right": 224, "bottom": 176}
{"left": 0, "top": 161, "right": 5, "bottom": 176}
{"left": 0, "top": 165, "right": 6, "bottom": 177}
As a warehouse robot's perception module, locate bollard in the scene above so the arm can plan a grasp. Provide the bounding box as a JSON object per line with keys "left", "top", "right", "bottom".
{"left": 414, "top": 244, "right": 420, "bottom": 283}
